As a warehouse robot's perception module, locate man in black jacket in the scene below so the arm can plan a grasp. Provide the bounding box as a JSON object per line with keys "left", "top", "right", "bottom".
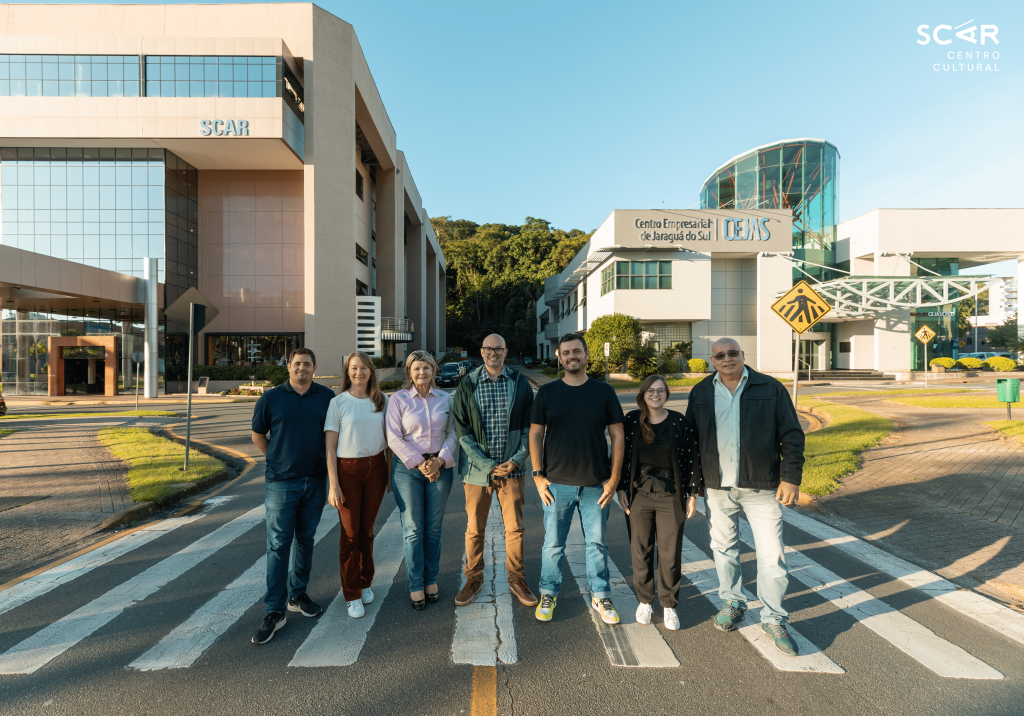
{"left": 685, "top": 338, "right": 804, "bottom": 657}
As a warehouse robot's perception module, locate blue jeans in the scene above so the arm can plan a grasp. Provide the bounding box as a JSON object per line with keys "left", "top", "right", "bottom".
{"left": 391, "top": 457, "right": 453, "bottom": 593}
{"left": 706, "top": 487, "right": 789, "bottom": 625}
{"left": 264, "top": 476, "right": 328, "bottom": 613}
{"left": 539, "top": 483, "right": 611, "bottom": 599}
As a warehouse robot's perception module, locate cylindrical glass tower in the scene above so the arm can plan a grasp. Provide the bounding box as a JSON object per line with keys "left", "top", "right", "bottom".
{"left": 699, "top": 139, "right": 840, "bottom": 282}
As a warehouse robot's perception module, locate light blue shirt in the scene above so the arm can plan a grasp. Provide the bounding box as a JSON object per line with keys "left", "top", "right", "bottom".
{"left": 713, "top": 367, "right": 749, "bottom": 488}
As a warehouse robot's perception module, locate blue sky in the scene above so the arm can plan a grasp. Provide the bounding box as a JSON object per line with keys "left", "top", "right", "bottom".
{"left": 44, "top": 1, "right": 1023, "bottom": 273}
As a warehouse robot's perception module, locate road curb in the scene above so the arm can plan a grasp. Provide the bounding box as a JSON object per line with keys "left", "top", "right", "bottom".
{"left": 96, "top": 468, "right": 231, "bottom": 531}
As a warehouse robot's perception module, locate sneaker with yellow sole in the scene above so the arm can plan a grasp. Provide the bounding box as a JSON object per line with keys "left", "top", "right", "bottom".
{"left": 535, "top": 594, "right": 557, "bottom": 622}
{"left": 591, "top": 597, "right": 619, "bottom": 625}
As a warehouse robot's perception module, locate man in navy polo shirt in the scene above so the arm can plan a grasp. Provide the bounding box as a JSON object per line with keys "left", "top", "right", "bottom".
{"left": 250, "top": 347, "right": 334, "bottom": 646}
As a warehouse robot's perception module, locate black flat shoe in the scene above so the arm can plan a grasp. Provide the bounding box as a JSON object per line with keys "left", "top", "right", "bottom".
{"left": 426, "top": 589, "right": 440, "bottom": 604}
{"left": 411, "top": 598, "right": 426, "bottom": 611}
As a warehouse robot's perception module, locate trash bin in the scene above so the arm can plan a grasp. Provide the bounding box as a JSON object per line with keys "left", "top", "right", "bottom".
{"left": 996, "top": 378, "right": 1020, "bottom": 404}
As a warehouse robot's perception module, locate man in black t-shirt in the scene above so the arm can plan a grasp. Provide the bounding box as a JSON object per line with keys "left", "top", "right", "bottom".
{"left": 529, "top": 334, "right": 625, "bottom": 625}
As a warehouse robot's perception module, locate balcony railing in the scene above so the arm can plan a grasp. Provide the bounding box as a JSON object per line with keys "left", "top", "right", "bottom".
{"left": 544, "top": 323, "right": 560, "bottom": 340}
{"left": 381, "top": 316, "right": 414, "bottom": 342}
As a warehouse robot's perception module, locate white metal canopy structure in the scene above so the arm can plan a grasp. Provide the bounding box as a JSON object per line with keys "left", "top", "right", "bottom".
{"left": 778, "top": 275, "right": 1003, "bottom": 321}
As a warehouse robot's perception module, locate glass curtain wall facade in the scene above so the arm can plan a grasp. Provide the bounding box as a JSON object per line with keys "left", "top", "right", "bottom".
{"left": 909, "top": 257, "right": 961, "bottom": 370}
{"left": 0, "top": 147, "right": 194, "bottom": 394}
{"left": 0, "top": 54, "right": 141, "bottom": 97}
{"left": 700, "top": 139, "right": 840, "bottom": 283}
{"left": 1, "top": 307, "right": 154, "bottom": 395}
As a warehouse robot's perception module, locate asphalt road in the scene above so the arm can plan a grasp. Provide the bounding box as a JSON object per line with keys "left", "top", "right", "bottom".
{"left": 0, "top": 389, "right": 1019, "bottom": 716}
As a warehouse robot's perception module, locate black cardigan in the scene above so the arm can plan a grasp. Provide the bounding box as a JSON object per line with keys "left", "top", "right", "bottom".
{"left": 618, "top": 409, "right": 703, "bottom": 510}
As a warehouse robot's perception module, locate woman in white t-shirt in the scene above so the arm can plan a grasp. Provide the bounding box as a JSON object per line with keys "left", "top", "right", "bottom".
{"left": 325, "top": 351, "right": 391, "bottom": 619}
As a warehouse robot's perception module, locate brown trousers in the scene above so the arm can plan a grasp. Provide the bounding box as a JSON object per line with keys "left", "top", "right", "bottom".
{"left": 336, "top": 452, "right": 388, "bottom": 601}
{"left": 464, "top": 477, "right": 526, "bottom": 583}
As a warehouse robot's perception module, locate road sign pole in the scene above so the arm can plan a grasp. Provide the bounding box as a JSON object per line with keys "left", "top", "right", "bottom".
{"left": 134, "top": 362, "right": 140, "bottom": 412}
{"left": 924, "top": 343, "right": 928, "bottom": 390}
{"left": 184, "top": 302, "right": 194, "bottom": 472}
{"left": 792, "top": 331, "right": 799, "bottom": 407}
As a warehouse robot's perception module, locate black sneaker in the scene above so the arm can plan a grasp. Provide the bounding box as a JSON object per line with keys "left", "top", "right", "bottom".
{"left": 287, "top": 594, "right": 323, "bottom": 618}
{"left": 252, "top": 612, "right": 287, "bottom": 646}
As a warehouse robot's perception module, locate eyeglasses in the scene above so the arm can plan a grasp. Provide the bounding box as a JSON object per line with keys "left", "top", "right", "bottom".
{"left": 711, "top": 350, "right": 741, "bottom": 361}
{"left": 645, "top": 388, "right": 667, "bottom": 396}
{"left": 481, "top": 347, "right": 506, "bottom": 355}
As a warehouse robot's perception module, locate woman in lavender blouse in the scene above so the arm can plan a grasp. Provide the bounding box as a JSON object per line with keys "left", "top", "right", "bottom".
{"left": 385, "top": 350, "right": 458, "bottom": 611}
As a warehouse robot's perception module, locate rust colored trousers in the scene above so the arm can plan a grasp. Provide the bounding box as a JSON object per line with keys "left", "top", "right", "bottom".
{"left": 336, "top": 452, "right": 389, "bottom": 601}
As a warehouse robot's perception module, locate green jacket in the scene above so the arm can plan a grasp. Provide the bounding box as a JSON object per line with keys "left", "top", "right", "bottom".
{"left": 452, "top": 365, "right": 534, "bottom": 486}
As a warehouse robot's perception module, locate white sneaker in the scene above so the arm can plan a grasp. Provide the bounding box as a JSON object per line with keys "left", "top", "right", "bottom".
{"left": 361, "top": 588, "right": 374, "bottom": 605}
{"left": 664, "top": 607, "right": 680, "bottom": 630}
{"left": 636, "top": 602, "right": 653, "bottom": 625}
{"left": 347, "top": 599, "right": 365, "bottom": 618}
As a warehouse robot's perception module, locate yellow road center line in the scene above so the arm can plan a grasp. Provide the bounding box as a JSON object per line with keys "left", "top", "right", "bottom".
{"left": 471, "top": 665, "right": 497, "bottom": 716}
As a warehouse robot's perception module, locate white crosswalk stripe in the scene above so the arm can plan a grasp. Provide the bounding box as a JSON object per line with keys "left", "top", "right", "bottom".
{"left": 781, "top": 507, "right": 1024, "bottom": 646}
{"left": 679, "top": 537, "right": 845, "bottom": 673}
{"left": 566, "top": 516, "right": 679, "bottom": 667}
{"left": 129, "top": 506, "right": 339, "bottom": 671}
{"left": 289, "top": 508, "right": 405, "bottom": 668}
{"left": 0, "top": 514, "right": 204, "bottom": 619}
{"left": 735, "top": 518, "right": 1004, "bottom": 680}
{"left": 452, "top": 500, "right": 518, "bottom": 665}
{"left": 0, "top": 505, "right": 266, "bottom": 675}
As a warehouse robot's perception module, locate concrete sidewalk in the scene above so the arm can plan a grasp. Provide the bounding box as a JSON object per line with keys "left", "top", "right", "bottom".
{"left": 814, "top": 396, "right": 1024, "bottom": 606}
{"left": 0, "top": 417, "right": 177, "bottom": 584}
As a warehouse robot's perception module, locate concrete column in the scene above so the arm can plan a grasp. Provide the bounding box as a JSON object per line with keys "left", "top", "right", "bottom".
{"left": 426, "top": 249, "right": 438, "bottom": 354}
{"left": 406, "top": 216, "right": 426, "bottom": 352}
{"left": 121, "top": 320, "right": 133, "bottom": 393}
{"left": 874, "top": 253, "right": 912, "bottom": 372}
{"left": 304, "top": 8, "right": 357, "bottom": 377}
{"left": 375, "top": 160, "right": 406, "bottom": 364}
{"left": 144, "top": 257, "right": 158, "bottom": 398}
{"left": 438, "top": 263, "right": 447, "bottom": 354}
{"left": 755, "top": 253, "right": 794, "bottom": 373}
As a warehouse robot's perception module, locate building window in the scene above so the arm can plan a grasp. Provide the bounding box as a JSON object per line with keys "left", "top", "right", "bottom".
{"left": 356, "top": 244, "right": 369, "bottom": 265}
{"left": 206, "top": 333, "right": 302, "bottom": 366}
{"left": 601, "top": 265, "right": 614, "bottom": 296}
{"left": 356, "top": 170, "right": 364, "bottom": 200}
{"left": 607, "top": 261, "right": 672, "bottom": 291}
{"left": 0, "top": 55, "right": 140, "bottom": 98}
{"left": 0, "top": 146, "right": 172, "bottom": 281}
{"left": 356, "top": 279, "right": 370, "bottom": 296}
{"left": 839, "top": 342, "right": 851, "bottom": 353}
{"left": 144, "top": 56, "right": 277, "bottom": 98}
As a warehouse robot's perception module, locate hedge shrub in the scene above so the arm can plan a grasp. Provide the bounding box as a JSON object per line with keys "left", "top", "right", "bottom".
{"left": 191, "top": 364, "right": 290, "bottom": 385}
{"left": 985, "top": 356, "right": 1018, "bottom": 372}
{"left": 373, "top": 355, "right": 396, "bottom": 369}
{"left": 661, "top": 359, "right": 680, "bottom": 374}
{"left": 956, "top": 357, "right": 984, "bottom": 370}
{"left": 380, "top": 379, "right": 404, "bottom": 391}
{"left": 929, "top": 357, "right": 956, "bottom": 369}
{"left": 688, "top": 359, "right": 709, "bottom": 373}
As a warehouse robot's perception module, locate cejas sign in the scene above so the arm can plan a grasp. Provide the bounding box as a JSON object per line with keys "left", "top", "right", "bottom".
{"left": 612, "top": 209, "right": 793, "bottom": 252}
{"left": 633, "top": 216, "right": 771, "bottom": 242}
{"left": 199, "top": 119, "right": 251, "bottom": 136}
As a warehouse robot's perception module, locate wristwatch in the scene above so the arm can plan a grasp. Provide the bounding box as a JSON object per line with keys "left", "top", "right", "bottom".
{"left": 532, "top": 469, "right": 545, "bottom": 478}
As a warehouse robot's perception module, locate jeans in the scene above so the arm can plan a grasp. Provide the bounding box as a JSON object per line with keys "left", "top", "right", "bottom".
{"left": 391, "top": 457, "right": 454, "bottom": 593}
{"left": 706, "top": 487, "right": 789, "bottom": 625}
{"left": 264, "top": 476, "right": 328, "bottom": 613}
{"left": 539, "top": 483, "right": 611, "bottom": 599}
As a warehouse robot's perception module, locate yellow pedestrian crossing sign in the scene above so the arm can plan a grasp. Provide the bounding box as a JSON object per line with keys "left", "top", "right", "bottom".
{"left": 771, "top": 280, "right": 831, "bottom": 334}
{"left": 915, "top": 326, "right": 936, "bottom": 343}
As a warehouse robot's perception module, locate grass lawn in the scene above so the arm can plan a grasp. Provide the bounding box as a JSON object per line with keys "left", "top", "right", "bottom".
{"left": 796, "top": 397, "right": 894, "bottom": 496}
{"left": 0, "top": 410, "right": 178, "bottom": 421}
{"left": 0, "top": 428, "right": 16, "bottom": 438}
{"left": 985, "top": 420, "right": 1024, "bottom": 446}
{"left": 823, "top": 388, "right": 983, "bottom": 398}
{"left": 97, "top": 427, "right": 225, "bottom": 504}
{"left": 884, "top": 395, "right": 1010, "bottom": 409}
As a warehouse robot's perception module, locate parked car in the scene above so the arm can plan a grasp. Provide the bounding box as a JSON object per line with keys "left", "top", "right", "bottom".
{"left": 522, "top": 356, "right": 535, "bottom": 368}
{"left": 437, "top": 363, "right": 462, "bottom": 388}
{"left": 961, "top": 352, "right": 1014, "bottom": 361}
{"left": 459, "top": 360, "right": 473, "bottom": 376}
{"left": 0, "top": 395, "right": 6, "bottom": 417}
